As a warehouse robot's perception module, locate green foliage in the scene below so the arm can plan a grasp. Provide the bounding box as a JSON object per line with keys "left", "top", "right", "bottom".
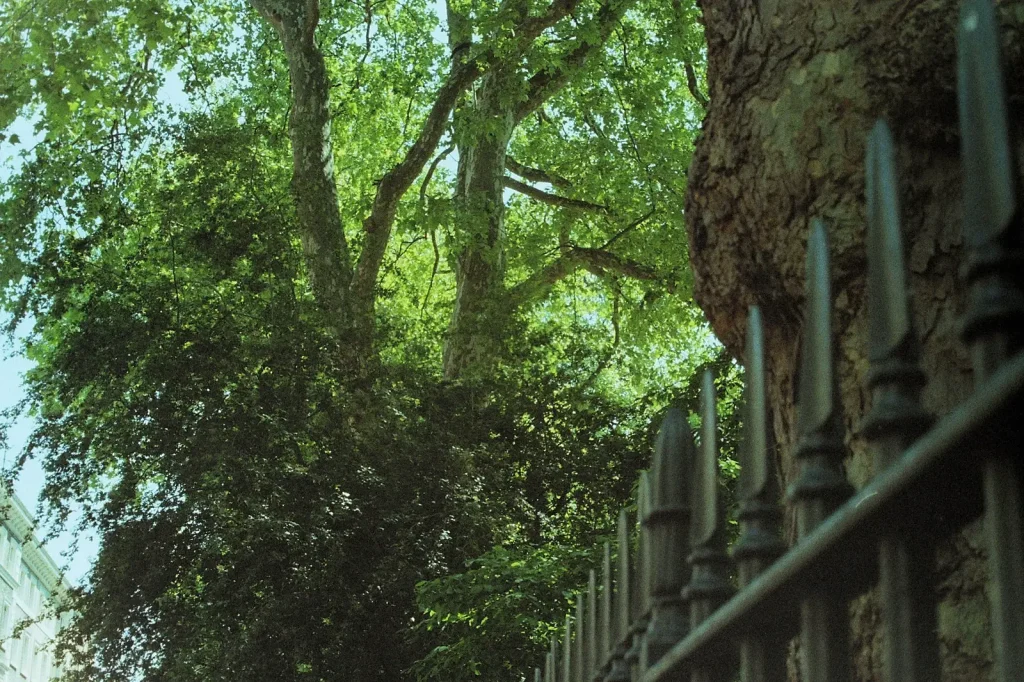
{"left": 0, "top": 0, "right": 716, "bottom": 679}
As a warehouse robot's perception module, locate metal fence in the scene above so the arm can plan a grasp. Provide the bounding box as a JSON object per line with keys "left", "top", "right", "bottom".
{"left": 529, "top": 1, "right": 1024, "bottom": 681}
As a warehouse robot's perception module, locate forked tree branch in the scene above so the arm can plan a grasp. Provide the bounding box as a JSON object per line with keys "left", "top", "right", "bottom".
{"left": 684, "top": 61, "right": 709, "bottom": 109}
{"left": 515, "top": 0, "right": 636, "bottom": 123}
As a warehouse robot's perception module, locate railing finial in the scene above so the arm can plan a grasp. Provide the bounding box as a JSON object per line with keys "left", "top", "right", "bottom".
{"left": 623, "top": 472, "right": 651, "bottom": 678}
{"left": 790, "top": 220, "right": 852, "bottom": 531}
{"left": 684, "top": 370, "right": 734, "bottom": 645}
{"left": 640, "top": 409, "right": 693, "bottom": 667}
{"left": 733, "top": 307, "right": 787, "bottom": 682}
{"left": 603, "top": 509, "right": 631, "bottom": 682}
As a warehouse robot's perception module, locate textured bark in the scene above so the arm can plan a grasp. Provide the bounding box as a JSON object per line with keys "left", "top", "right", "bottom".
{"left": 251, "top": 0, "right": 588, "bottom": 371}
{"left": 441, "top": 0, "right": 640, "bottom": 381}
{"left": 688, "top": 1, "right": 1024, "bottom": 680}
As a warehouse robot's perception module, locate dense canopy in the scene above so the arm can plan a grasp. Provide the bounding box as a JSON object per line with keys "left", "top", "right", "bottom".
{"left": 0, "top": 0, "right": 724, "bottom": 680}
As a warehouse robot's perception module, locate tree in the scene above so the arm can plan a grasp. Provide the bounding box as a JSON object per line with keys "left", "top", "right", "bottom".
{"left": 686, "top": 1, "right": 1013, "bottom": 680}
{"left": 0, "top": 0, "right": 721, "bottom": 679}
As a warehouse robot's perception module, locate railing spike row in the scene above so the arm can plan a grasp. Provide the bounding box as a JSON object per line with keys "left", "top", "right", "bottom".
{"left": 958, "top": 2, "right": 1024, "bottom": 680}
{"left": 640, "top": 409, "right": 694, "bottom": 669}
{"left": 529, "top": 6, "right": 1024, "bottom": 680}
{"left": 734, "top": 307, "right": 787, "bottom": 682}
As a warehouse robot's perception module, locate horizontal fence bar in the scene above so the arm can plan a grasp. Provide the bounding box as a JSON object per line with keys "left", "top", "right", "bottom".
{"left": 643, "top": 351, "right": 1024, "bottom": 681}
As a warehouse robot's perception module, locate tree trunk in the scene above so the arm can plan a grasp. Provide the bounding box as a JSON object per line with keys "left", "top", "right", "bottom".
{"left": 442, "top": 73, "right": 516, "bottom": 381}
{"left": 688, "top": 1, "right": 1024, "bottom": 680}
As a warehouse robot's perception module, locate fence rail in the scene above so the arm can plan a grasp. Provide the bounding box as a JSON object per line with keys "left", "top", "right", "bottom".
{"left": 529, "top": 1, "right": 1024, "bottom": 681}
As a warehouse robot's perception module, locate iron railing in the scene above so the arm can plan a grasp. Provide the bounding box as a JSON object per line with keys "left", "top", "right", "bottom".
{"left": 529, "top": 1, "right": 1024, "bottom": 681}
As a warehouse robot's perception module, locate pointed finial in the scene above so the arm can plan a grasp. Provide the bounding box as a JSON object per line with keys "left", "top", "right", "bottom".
{"left": 693, "top": 371, "right": 724, "bottom": 548}
{"left": 641, "top": 409, "right": 693, "bottom": 665}
{"left": 958, "top": 0, "right": 1017, "bottom": 247}
{"left": 866, "top": 120, "right": 914, "bottom": 362}
{"left": 684, "top": 370, "right": 734, "bottom": 626}
{"left": 733, "top": 307, "right": 785, "bottom": 584}
{"left": 797, "top": 220, "right": 841, "bottom": 440}
{"left": 861, "top": 121, "right": 932, "bottom": 459}
{"left": 790, "top": 220, "right": 852, "bottom": 534}
{"left": 601, "top": 542, "right": 612, "bottom": 669}
{"left": 738, "top": 307, "right": 773, "bottom": 502}
{"left": 615, "top": 509, "right": 631, "bottom": 647}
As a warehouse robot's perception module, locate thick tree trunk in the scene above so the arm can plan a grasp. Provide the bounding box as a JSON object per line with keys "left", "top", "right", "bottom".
{"left": 442, "top": 74, "right": 516, "bottom": 381}
{"left": 688, "top": 1, "right": 1024, "bottom": 680}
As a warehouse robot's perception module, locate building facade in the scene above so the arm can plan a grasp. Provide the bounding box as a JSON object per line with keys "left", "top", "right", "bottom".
{"left": 0, "top": 492, "right": 68, "bottom": 682}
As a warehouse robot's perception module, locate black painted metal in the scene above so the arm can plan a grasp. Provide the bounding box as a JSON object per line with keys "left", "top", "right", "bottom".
{"left": 683, "top": 371, "right": 735, "bottom": 682}
{"left": 605, "top": 510, "right": 632, "bottom": 682}
{"left": 733, "top": 308, "right": 786, "bottom": 682}
{"left": 790, "top": 221, "right": 852, "bottom": 682}
{"left": 862, "top": 119, "right": 940, "bottom": 682}
{"left": 640, "top": 412, "right": 692, "bottom": 670}
{"left": 624, "top": 473, "right": 651, "bottom": 682}
{"left": 957, "top": 3, "right": 1024, "bottom": 681}
{"left": 527, "top": 2, "right": 1024, "bottom": 680}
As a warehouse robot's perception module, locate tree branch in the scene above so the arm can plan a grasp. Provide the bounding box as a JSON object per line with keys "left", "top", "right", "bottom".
{"left": 515, "top": 0, "right": 635, "bottom": 123}
{"left": 508, "top": 244, "right": 669, "bottom": 309}
{"left": 503, "top": 176, "right": 611, "bottom": 214}
{"left": 506, "top": 157, "right": 572, "bottom": 190}
{"left": 350, "top": 0, "right": 585, "bottom": 314}
{"left": 684, "top": 61, "right": 709, "bottom": 109}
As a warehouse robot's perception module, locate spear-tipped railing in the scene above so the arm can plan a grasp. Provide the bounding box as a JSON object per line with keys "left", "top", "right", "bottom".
{"left": 528, "top": 1, "right": 1024, "bottom": 680}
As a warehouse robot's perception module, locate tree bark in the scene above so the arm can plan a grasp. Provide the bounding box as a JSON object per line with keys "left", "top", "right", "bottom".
{"left": 440, "top": 0, "right": 640, "bottom": 381}
{"left": 688, "top": 1, "right": 1024, "bottom": 680}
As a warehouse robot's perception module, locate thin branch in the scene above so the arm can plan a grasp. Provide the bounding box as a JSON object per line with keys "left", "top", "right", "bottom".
{"left": 503, "top": 176, "right": 611, "bottom": 214}
{"left": 420, "top": 144, "right": 455, "bottom": 202}
{"left": 684, "top": 61, "right": 709, "bottom": 109}
{"left": 506, "top": 157, "right": 572, "bottom": 190}
{"left": 420, "top": 228, "right": 441, "bottom": 314}
{"left": 597, "top": 207, "right": 655, "bottom": 250}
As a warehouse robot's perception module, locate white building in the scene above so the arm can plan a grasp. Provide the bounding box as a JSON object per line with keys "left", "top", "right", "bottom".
{"left": 0, "top": 492, "right": 69, "bottom": 682}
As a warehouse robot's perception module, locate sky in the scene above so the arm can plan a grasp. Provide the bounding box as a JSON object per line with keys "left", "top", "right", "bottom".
{"left": 1, "top": 111, "right": 98, "bottom": 586}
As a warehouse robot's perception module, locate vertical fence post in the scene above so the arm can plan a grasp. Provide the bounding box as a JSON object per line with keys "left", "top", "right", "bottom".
{"left": 683, "top": 370, "right": 736, "bottom": 682}
{"left": 957, "top": 3, "right": 1024, "bottom": 681}
{"left": 587, "top": 570, "right": 598, "bottom": 682}
{"left": 861, "top": 119, "right": 940, "bottom": 682}
{"left": 788, "top": 221, "right": 853, "bottom": 682}
{"left": 549, "top": 633, "right": 560, "bottom": 682}
{"left": 640, "top": 410, "right": 694, "bottom": 670}
{"left": 600, "top": 542, "right": 613, "bottom": 680}
{"left": 732, "top": 307, "right": 787, "bottom": 682}
{"left": 625, "top": 472, "right": 652, "bottom": 682}
{"left": 564, "top": 614, "right": 574, "bottom": 682}
{"left": 605, "top": 510, "right": 632, "bottom": 682}
{"left": 575, "top": 594, "right": 586, "bottom": 682}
